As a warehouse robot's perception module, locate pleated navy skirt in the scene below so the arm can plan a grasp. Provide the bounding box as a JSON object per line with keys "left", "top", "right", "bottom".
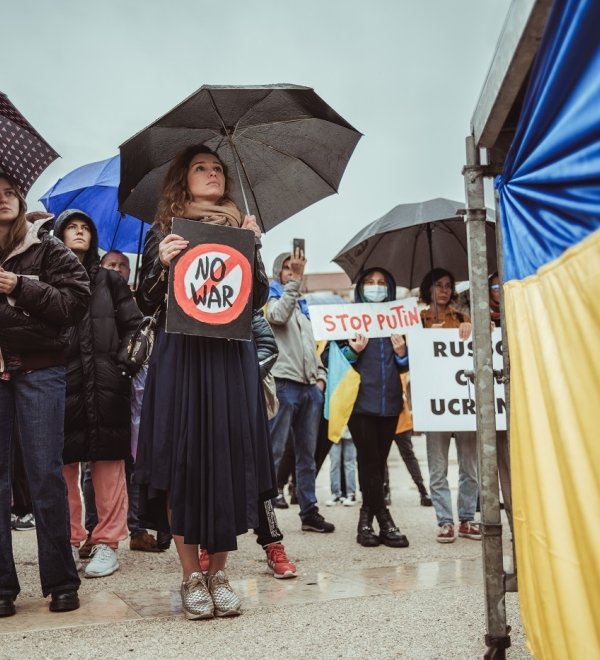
{"left": 135, "top": 325, "right": 276, "bottom": 553}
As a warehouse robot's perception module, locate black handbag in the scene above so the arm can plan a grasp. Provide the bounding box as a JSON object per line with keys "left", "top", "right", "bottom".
{"left": 127, "top": 306, "right": 161, "bottom": 367}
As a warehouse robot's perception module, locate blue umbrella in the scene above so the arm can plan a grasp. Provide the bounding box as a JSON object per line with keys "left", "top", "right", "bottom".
{"left": 40, "top": 155, "right": 148, "bottom": 254}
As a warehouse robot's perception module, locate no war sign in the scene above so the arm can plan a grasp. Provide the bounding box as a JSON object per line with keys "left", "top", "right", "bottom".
{"left": 309, "top": 298, "right": 422, "bottom": 340}
{"left": 409, "top": 327, "right": 506, "bottom": 431}
{"left": 166, "top": 219, "right": 254, "bottom": 340}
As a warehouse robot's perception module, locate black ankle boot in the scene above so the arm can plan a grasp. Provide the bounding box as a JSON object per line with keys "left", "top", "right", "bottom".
{"left": 375, "top": 509, "right": 409, "bottom": 548}
{"left": 356, "top": 507, "right": 380, "bottom": 547}
{"left": 416, "top": 482, "right": 433, "bottom": 507}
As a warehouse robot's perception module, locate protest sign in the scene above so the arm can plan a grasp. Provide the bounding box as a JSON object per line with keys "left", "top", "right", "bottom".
{"left": 409, "top": 327, "right": 506, "bottom": 431}
{"left": 166, "top": 218, "right": 254, "bottom": 340}
{"left": 309, "top": 298, "right": 421, "bottom": 340}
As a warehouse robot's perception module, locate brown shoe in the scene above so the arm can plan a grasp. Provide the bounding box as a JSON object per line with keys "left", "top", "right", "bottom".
{"left": 79, "top": 534, "right": 94, "bottom": 559}
{"left": 130, "top": 531, "right": 162, "bottom": 552}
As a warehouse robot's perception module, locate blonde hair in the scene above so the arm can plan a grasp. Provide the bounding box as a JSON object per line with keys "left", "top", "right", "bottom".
{"left": 154, "top": 145, "right": 231, "bottom": 234}
{"left": 0, "top": 175, "right": 28, "bottom": 262}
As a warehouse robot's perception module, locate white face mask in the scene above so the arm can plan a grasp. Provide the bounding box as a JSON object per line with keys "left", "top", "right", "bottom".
{"left": 363, "top": 284, "right": 387, "bottom": 302}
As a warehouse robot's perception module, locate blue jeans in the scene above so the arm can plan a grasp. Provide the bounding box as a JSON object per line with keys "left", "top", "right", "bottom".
{"left": 269, "top": 379, "right": 323, "bottom": 519}
{"left": 329, "top": 437, "right": 357, "bottom": 498}
{"left": 0, "top": 367, "right": 80, "bottom": 598}
{"left": 426, "top": 432, "right": 478, "bottom": 526}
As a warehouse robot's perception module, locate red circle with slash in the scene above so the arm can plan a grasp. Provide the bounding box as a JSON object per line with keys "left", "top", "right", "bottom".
{"left": 173, "top": 243, "right": 252, "bottom": 324}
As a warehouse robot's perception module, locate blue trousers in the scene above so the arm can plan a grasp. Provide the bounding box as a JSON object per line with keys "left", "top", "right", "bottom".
{"left": 0, "top": 367, "right": 80, "bottom": 598}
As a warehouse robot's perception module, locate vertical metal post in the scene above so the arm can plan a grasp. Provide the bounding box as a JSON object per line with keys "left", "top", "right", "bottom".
{"left": 463, "top": 136, "right": 510, "bottom": 657}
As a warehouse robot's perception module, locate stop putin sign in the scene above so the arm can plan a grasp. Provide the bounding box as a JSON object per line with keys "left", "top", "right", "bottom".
{"left": 166, "top": 219, "right": 255, "bottom": 340}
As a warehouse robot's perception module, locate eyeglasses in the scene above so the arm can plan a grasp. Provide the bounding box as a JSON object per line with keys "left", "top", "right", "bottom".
{"left": 490, "top": 284, "right": 501, "bottom": 290}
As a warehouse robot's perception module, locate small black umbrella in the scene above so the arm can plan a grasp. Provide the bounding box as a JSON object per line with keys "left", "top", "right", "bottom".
{"left": 333, "top": 197, "right": 497, "bottom": 289}
{"left": 118, "top": 84, "right": 362, "bottom": 231}
{"left": 0, "top": 92, "right": 59, "bottom": 194}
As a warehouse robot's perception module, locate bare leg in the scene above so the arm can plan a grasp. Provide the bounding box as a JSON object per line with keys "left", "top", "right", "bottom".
{"left": 173, "top": 535, "right": 200, "bottom": 580}
{"left": 208, "top": 551, "right": 228, "bottom": 574}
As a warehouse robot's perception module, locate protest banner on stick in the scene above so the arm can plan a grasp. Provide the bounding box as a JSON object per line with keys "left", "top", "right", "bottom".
{"left": 166, "top": 218, "right": 254, "bottom": 340}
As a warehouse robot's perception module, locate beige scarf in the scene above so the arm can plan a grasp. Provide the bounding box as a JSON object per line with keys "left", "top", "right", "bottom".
{"left": 182, "top": 199, "right": 243, "bottom": 228}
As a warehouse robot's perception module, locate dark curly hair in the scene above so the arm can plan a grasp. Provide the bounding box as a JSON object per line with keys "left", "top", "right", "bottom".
{"left": 418, "top": 268, "right": 457, "bottom": 305}
{"left": 154, "top": 144, "right": 232, "bottom": 233}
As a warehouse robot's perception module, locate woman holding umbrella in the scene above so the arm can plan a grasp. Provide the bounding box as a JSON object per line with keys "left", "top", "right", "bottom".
{"left": 419, "top": 268, "right": 481, "bottom": 544}
{"left": 323, "top": 267, "right": 410, "bottom": 548}
{"left": 135, "top": 145, "right": 275, "bottom": 620}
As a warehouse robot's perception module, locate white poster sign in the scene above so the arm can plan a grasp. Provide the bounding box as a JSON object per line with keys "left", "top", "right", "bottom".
{"left": 410, "top": 328, "right": 507, "bottom": 432}
{"left": 309, "top": 298, "right": 422, "bottom": 340}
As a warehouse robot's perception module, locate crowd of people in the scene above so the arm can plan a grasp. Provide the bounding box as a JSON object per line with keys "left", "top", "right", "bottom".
{"left": 0, "top": 145, "right": 510, "bottom": 621}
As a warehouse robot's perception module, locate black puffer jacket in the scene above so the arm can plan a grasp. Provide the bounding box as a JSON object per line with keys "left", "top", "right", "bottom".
{"left": 136, "top": 225, "right": 269, "bottom": 317}
{"left": 0, "top": 213, "right": 90, "bottom": 373}
{"left": 54, "top": 210, "right": 143, "bottom": 464}
{"left": 253, "top": 310, "right": 278, "bottom": 378}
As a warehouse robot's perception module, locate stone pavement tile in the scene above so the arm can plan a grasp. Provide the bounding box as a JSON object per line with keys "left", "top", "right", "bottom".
{"left": 341, "top": 557, "right": 483, "bottom": 592}
{"left": 117, "top": 570, "right": 390, "bottom": 619}
{"left": 0, "top": 592, "right": 141, "bottom": 634}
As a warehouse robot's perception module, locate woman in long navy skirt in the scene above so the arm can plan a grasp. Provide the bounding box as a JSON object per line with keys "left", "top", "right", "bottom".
{"left": 135, "top": 145, "right": 275, "bottom": 620}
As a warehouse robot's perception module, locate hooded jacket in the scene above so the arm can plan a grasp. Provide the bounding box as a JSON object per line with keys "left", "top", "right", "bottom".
{"left": 0, "top": 212, "right": 90, "bottom": 373}
{"left": 54, "top": 210, "right": 142, "bottom": 463}
{"left": 322, "top": 267, "right": 406, "bottom": 417}
{"left": 266, "top": 252, "right": 325, "bottom": 385}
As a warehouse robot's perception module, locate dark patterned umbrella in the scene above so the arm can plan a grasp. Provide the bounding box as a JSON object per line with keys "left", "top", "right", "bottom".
{"left": 118, "top": 84, "right": 362, "bottom": 231}
{"left": 0, "top": 92, "right": 59, "bottom": 194}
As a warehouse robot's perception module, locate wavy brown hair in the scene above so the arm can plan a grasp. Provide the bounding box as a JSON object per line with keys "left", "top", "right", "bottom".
{"left": 418, "top": 267, "right": 457, "bottom": 305}
{"left": 0, "top": 175, "right": 28, "bottom": 262}
{"left": 154, "top": 145, "right": 231, "bottom": 234}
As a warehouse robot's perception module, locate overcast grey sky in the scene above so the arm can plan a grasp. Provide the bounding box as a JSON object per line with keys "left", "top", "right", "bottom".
{"left": 5, "top": 0, "right": 510, "bottom": 273}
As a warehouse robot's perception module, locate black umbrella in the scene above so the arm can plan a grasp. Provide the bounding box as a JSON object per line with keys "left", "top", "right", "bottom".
{"left": 118, "top": 84, "right": 362, "bottom": 231}
{"left": 333, "top": 197, "right": 497, "bottom": 289}
{"left": 0, "top": 92, "right": 59, "bottom": 194}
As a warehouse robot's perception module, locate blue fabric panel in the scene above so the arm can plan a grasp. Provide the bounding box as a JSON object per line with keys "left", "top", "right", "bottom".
{"left": 496, "top": 0, "right": 600, "bottom": 281}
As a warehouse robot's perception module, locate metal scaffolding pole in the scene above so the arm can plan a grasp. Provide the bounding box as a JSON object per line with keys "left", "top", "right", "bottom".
{"left": 463, "top": 135, "right": 511, "bottom": 658}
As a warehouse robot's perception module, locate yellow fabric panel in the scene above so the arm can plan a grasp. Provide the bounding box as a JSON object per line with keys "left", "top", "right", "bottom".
{"left": 328, "top": 370, "right": 361, "bottom": 443}
{"left": 396, "top": 372, "right": 413, "bottom": 434}
{"left": 505, "top": 229, "right": 600, "bottom": 659}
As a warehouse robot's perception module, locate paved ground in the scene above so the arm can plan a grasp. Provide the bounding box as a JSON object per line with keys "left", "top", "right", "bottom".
{"left": 3, "top": 436, "right": 530, "bottom": 659}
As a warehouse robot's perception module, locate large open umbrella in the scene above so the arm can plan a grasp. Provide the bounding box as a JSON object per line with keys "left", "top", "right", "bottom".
{"left": 0, "top": 92, "right": 59, "bottom": 194}
{"left": 118, "top": 84, "right": 362, "bottom": 231}
{"left": 333, "top": 197, "right": 497, "bottom": 288}
{"left": 40, "top": 155, "right": 148, "bottom": 254}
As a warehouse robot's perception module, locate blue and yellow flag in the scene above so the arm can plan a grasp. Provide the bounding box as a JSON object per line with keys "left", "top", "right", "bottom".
{"left": 496, "top": 1, "right": 600, "bottom": 657}
{"left": 324, "top": 342, "right": 360, "bottom": 443}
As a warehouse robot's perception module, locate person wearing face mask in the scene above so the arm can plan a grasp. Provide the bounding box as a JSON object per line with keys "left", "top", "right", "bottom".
{"left": 322, "top": 268, "right": 410, "bottom": 548}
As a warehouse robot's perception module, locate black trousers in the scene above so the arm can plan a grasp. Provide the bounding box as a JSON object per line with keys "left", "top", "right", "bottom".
{"left": 254, "top": 499, "right": 283, "bottom": 547}
{"left": 348, "top": 414, "right": 398, "bottom": 511}
{"left": 393, "top": 431, "right": 425, "bottom": 486}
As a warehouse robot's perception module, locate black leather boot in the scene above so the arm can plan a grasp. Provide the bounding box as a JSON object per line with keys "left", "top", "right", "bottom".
{"left": 375, "top": 509, "right": 409, "bottom": 548}
{"left": 417, "top": 482, "right": 433, "bottom": 507}
{"left": 356, "top": 507, "right": 380, "bottom": 547}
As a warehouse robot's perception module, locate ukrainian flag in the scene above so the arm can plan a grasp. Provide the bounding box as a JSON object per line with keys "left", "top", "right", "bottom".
{"left": 496, "top": 1, "right": 600, "bottom": 657}
{"left": 324, "top": 342, "right": 360, "bottom": 443}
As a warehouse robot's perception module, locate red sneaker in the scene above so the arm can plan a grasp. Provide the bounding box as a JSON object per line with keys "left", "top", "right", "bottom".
{"left": 265, "top": 543, "right": 297, "bottom": 579}
{"left": 199, "top": 548, "right": 209, "bottom": 573}
{"left": 458, "top": 521, "right": 482, "bottom": 540}
{"left": 436, "top": 523, "right": 456, "bottom": 544}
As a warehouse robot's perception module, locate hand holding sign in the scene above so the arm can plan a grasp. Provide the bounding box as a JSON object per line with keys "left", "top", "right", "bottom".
{"left": 391, "top": 333, "right": 407, "bottom": 356}
{"left": 159, "top": 233, "right": 189, "bottom": 268}
{"left": 349, "top": 333, "right": 368, "bottom": 353}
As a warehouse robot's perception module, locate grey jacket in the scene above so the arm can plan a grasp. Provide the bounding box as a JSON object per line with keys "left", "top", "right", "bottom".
{"left": 266, "top": 253, "right": 325, "bottom": 385}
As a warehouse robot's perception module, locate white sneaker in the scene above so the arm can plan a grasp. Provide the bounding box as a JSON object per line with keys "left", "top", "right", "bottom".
{"left": 343, "top": 494, "right": 357, "bottom": 506}
{"left": 325, "top": 496, "right": 343, "bottom": 507}
{"left": 85, "top": 544, "right": 119, "bottom": 578}
{"left": 71, "top": 545, "right": 82, "bottom": 572}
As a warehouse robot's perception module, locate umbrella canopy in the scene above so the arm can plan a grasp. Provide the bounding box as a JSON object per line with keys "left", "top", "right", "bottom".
{"left": 118, "top": 84, "right": 362, "bottom": 231}
{"left": 40, "top": 155, "right": 148, "bottom": 254}
{"left": 333, "top": 197, "right": 497, "bottom": 288}
{"left": 0, "top": 92, "right": 59, "bottom": 194}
